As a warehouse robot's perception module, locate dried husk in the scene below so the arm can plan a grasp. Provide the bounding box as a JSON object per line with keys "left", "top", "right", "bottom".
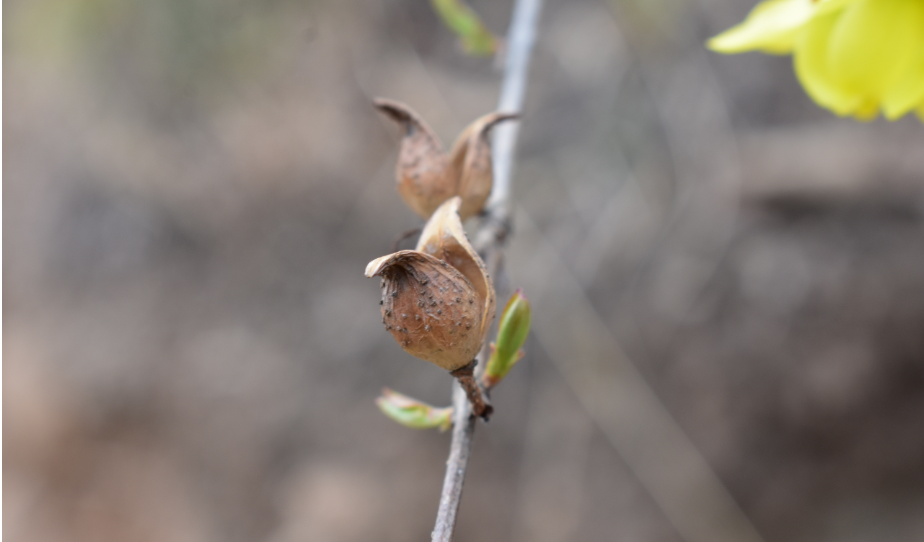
{"left": 375, "top": 98, "right": 517, "bottom": 220}
{"left": 447, "top": 112, "right": 519, "bottom": 220}
{"left": 365, "top": 197, "right": 496, "bottom": 372}
{"left": 366, "top": 251, "right": 483, "bottom": 371}
{"left": 373, "top": 98, "right": 453, "bottom": 219}
{"left": 415, "top": 197, "right": 496, "bottom": 342}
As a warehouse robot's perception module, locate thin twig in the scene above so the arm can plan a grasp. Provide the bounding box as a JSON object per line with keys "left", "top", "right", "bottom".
{"left": 450, "top": 360, "right": 493, "bottom": 419}
{"left": 430, "top": 1, "right": 543, "bottom": 541}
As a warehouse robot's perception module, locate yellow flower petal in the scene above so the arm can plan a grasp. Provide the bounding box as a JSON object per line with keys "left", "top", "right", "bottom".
{"left": 710, "top": 0, "right": 924, "bottom": 122}
{"left": 877, "top": 1, "right": 924, "bottom": 119}
{"left": 708, "top": 0, "right": 816, "bottom": 54}
{"left": 795, "top": 11, "right": 863, "bottom": 116}
{"left": 813, "top": 0, "right": 857, "bottom": 17}
{"left": 827, "top": 0, "right": 924, "bottom": 119}
{"left": 853, "top": 98, "right": 879, "bottom": 121}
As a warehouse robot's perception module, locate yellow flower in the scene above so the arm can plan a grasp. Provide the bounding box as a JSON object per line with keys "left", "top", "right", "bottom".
{"left": 708, "top": 0, "right": 924, "bottom": 121}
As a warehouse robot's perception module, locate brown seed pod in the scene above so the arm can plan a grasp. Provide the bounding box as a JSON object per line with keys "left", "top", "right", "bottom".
{"left": 373, "top": 98, "right": 453, "bottom": 220}
{"left": 374, "top": 98, "right": 517, "bottom": 221}
{"left": 447, "top": 112, "right": 519, "bottom": 220}
{"left": 365, "top": 197, "right": 496, "bottom": 372}
{"left": 366, "top": 251, "right": 482, "bottom": 371}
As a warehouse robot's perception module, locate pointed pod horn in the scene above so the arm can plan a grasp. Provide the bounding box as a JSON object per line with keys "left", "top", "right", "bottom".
{"left": 373, "top": 98, "right": 453, "bottom": 219}
{"left": 447, "top": 112, "right": 519, "bottom": 220}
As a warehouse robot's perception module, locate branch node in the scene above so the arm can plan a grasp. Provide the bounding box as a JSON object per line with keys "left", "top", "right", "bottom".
{"left": 450, "top": 360, "right": 493, "bottom": 420}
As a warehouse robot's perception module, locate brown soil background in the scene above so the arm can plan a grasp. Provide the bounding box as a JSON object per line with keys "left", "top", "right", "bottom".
{"left": 5, "top": 1, "right": 924, "bottom": 541}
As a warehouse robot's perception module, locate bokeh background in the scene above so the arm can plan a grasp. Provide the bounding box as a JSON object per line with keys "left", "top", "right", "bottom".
{"left": 5, "top": 1, "right": 924, "bottom": 541}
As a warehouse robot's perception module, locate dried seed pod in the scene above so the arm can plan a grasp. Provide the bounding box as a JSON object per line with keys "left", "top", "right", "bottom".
{"left": 366, "top": 250, "right": 483, "bottom": 371}
{"left": 375, "top": 97, "right": 518, "bottom": 221}
{"left": 365, "top": 197, "right": 496, "bottom": 372}
{"left": 447, "top": 112, "right": 519, "bottom": 220}
{"left": 373, "top": 98, "right": 453, "bottom": 219}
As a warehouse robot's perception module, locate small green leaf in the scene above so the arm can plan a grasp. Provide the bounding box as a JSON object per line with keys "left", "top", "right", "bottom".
{"left": 376, "top": 388, "right": 453, "bottom": 431}
{"left": 430, "top": 0, "right": 497, "bottom": 56}
{"left": 483, "top": 289, "right": 531, "bottom": 388}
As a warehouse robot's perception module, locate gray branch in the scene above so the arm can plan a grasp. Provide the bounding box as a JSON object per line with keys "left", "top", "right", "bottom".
{"left": 487, "top": 0, "right": 543, "bottom": 214}
{"left": 430, "top": 1, "right": 543, "bottom": 541}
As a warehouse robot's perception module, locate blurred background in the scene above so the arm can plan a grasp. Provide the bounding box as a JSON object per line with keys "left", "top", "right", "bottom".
{"left": 5, "top": 0, "right": 924, "bottom": 541}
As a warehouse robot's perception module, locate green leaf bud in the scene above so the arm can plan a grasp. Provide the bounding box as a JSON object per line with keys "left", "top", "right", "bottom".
{"left": 483, "top": 289, "right": 531, "bottom": 388}
{"left": 430, "top": 0, "right": 498, "bottom": 57}
{"left": 375, "top": 388, "right": 452, "bottom": 431}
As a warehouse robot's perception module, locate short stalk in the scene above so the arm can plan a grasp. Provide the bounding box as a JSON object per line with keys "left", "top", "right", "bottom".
{"left": 450, "top": 360, "right": 493, "bottom": 419}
